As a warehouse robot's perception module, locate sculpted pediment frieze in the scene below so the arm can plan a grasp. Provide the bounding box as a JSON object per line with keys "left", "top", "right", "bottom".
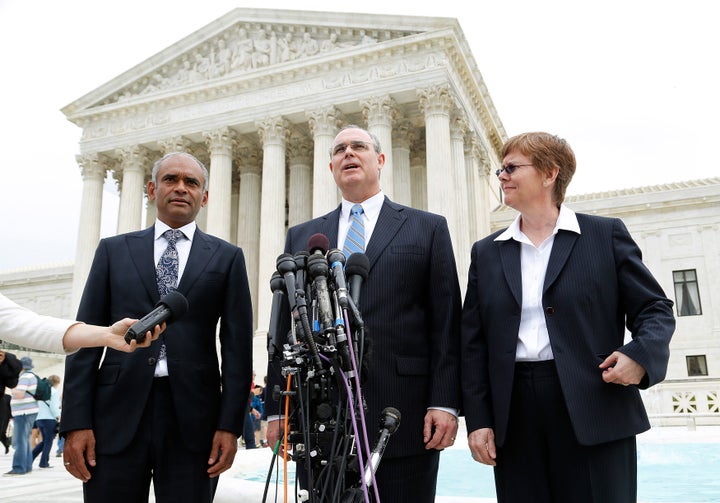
{"left": 97, "top": 20, "right": 423, "bottom": 108}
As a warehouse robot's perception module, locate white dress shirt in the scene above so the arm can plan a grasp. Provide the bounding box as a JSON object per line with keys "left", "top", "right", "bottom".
{"left": 494, "top": 205, "right": 581, "bottom": 361}
{"left": 152, "top": 220, "right": 197, "bottom": 376}
{"left": 337, "top": 190, "right": 385, "bottom": 252}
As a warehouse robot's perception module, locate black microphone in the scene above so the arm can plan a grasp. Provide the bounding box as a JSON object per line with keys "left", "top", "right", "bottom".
{"left": 124, "top": 291, "right": 188, "bottom": 344}
{"left": 267, "top": 271, "right": 286, "bottom": 360}
{"left": 345, "top": 253, "right": 369, "bottom": 308}
{"left": 306, "top": 234, "right": 333, "bottom": 332}
{"left": 294, "top": 251, "right": 310, "bottom": 299}
{"left": 326, "top": 248, "right": 349, "bottom": 309}
{"left": 363, "top": 407, "right": 401, "bottom": 487}
{"left": 276, "top": 253, "right": 298, "bottom": 312}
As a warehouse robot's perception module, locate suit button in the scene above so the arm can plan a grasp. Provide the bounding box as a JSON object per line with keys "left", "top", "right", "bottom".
{"left": 545, "top": 306, "right": 554, "bottom": 316}
{"left": 148, "top": 357, "right": 157, "bottom": 365}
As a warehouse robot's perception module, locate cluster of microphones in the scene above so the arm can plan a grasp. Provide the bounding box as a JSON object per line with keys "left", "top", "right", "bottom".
{"left": 267, "top": 232, "right": 370, "bottom": 372}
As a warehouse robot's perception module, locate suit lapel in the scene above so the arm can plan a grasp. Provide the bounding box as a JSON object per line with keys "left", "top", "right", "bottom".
{"left": 544, "top": 230, "right": 578, "bottom": 292}
{"left": 320, "top": 208, "right": 341, "bottom": 249}
{"left": 498, "top": 239, "right": 522, "bottom": 307}
{"left": 178, "top": 229, "right": 219, "bottom": 294}
{"left": 364, "top": 198, "right": 406, "bottom": 270}
{"left": 127, "top": 227, "right": 159, "bottom": 302}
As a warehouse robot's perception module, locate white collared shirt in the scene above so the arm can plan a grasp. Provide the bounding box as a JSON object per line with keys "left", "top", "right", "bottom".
{"left": 152, "top": 219, "right": 197, "bottom": 376}
{"left": 495, "top": 205, "right": 581, "bottom": 361}
{"left": 337, "top": 191, "right": 385, "bottom": 252}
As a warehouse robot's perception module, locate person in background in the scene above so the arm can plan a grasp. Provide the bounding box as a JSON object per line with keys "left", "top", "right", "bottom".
{"left": 461, "top": 132, "right": 675, "bottom": 502}
{"left": 0, "top": 292, "right": 165, "bottom": 354}
{"left": 265, "top": 125, "right": 462, "bottom": 502}
{"left": 251, "top": 385, "right": 264, "bottom": 448}
{"left": 0, "top": 349, "right": 22, "bottom": 453}
{"left": 5, "top": 356, "right": 39, "bottom": 475}
{"left": 32, "top": 374, "right": 62, "bottom": 468}
{"left": 61, "top": 152, "right": 253, "bottom": 503}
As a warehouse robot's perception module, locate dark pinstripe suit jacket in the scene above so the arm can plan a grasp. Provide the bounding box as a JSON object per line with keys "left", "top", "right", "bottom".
{"left": 267, "top": 197, "right": 462, "bottom": 458}
{"left": 61, "top": 226, "right": 254, "bottom": 454}
{"left": 461, "top": 213, "right": 675, "bottom": 446}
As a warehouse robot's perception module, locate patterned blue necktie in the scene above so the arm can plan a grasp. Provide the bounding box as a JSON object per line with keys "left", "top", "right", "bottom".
{"left": 343, "top": 204, "right": 365, "bottom": 258}
{"left": 157, "top": 229, "right": 183, "bottom": 296}
{"left": 156, "top": 229, "right": 183, "bottom": 363}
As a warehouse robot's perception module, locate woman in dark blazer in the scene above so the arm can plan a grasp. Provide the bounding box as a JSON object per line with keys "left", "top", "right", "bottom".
{"left": 461, "top": 132, "right": 675, "bottom": 503}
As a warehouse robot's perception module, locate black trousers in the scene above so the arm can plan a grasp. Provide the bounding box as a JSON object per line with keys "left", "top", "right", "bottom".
{"left": 494, "top": 360, "right": 637, "bottom": 503}
{"left": 83, "top": 378, "right": 217, "bottom": 503}
{"left": 0, "top": 394, "right": 11, "bottom": 449}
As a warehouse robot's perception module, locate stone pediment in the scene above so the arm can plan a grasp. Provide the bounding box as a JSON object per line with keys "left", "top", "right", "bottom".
{"left": 64, "top": 8, "right": 462, "bottom": 114}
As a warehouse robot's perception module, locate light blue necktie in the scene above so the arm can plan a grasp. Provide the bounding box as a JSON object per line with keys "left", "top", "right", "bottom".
{"left": 155, "top": 229, "right": 183, "bottom": 362}
{"left": 343, "top": 204, "right": 365, "bottom": 258}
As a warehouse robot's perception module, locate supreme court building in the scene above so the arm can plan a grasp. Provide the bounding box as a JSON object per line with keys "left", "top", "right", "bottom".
{"left": 2, "top": 8, "right": 719, "bottom": 424}
{"left": 62, "top": 8, "right": 506, "bottom": 369}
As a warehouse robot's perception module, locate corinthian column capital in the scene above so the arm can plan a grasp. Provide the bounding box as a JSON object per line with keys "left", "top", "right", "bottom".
{"left": 306, "top": 107, "right": 343, "bottom": 137}
{"left": 204, "top": 126, "right": 237, "bottom": 154}
{"left": 417, "top": 85, "right": 454, "bottom": 117}
{"left": 256, "top": 117, "right": 289, "bottom": 146}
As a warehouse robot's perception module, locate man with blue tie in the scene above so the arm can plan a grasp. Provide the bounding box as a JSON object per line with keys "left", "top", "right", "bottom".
{"left": 61, "top": 152, "right": 254, "bottom": 503}
{"left": 265, "top": 125, "right": 462, "bottom": 502}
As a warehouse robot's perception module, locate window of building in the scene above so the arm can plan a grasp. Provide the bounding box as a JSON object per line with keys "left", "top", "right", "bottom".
{"left": 686, "top": 355, "right": 708, "bottom": 377}
{"left": 673, "top": 269, "right": 702, "bottom": 316}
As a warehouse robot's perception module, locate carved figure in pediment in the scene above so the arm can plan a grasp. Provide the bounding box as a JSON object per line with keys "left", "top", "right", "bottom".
{"left": 176, "top": 58, "right": 204, "bottom": 85}
{"left": 230, "top": 28, "right": 253, "bottom": 72}
{"left": 320, "top": 32, "right": 339, "bottom": 53}
{"left": 278, "top": 32, "right": 296, "bottom": 62}
{"left": 252, "top": 29, "right": 271, "bottom": 68}
{"left": 193, "top": 52, "right": 211, "bottom": 78}
{"left": 211, "top": 38, "right": 232, "bottom": 78}
{"left": 299, "top": 33, "right": 319, "bottom": 57}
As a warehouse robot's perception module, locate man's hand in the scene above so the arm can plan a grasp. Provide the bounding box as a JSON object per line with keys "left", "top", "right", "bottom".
{"left": 266, "top": 419, "right": 287, "bottom": 455}
{"left": 423, "top": 409, "right": 458, "bottom": 450}
{"left": 63, "top": 429, "right": 96, "bottom": 482}
{"left": 599, "top": 351, "right": 646, "bottom": 386}
{"left": 468, "top": 427, "right": 497, "bottom": 466}
{"left": 207, "top": 430, "right": 238, "bottom": 478}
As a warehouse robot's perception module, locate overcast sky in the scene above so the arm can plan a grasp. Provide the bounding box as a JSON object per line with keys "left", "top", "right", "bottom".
{"left": 0, "top": 0, "right": 717, "bottom": 272}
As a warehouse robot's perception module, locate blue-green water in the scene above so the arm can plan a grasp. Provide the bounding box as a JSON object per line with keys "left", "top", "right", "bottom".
{"left": 436, "top": 443, "right": 720, "bottom": 502}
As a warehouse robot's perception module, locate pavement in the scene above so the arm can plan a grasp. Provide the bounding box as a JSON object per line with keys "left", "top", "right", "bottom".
{"left": 2, "top": 424, "right": 719, "bottom": 502}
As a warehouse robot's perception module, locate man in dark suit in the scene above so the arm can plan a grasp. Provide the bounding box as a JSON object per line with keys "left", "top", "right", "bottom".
{"left": 266, "top": 125, "right": 462, "bottom": 502}
{"left": 61, "top": 152, "right": 253, "bottom": 503}
{"left": 461, "top": 132, "right": 675, "bottom": 502}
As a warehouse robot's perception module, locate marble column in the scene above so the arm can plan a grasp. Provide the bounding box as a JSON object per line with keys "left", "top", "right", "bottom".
{"left": 236, "top": 139, "right": 262, "bottom": 332}
{"left": 361, "top": 95, "right": 396, "bottom": 199}
{"left": 307, "top": 107, "right": 341, "bottom": 216}
{"left": 71, "top": 153, "right": 109, "bottom": 312}
{"left": 450, "top": 111, "right": 470, "bottom": 282}
{"left": 205, "top": 127, "right": 236, "bottom": 241}
{"left": 418, "top": 85, "right": 456, "bottom": 246}
{"left": 467, "top": 134, "right": 492, "bottom": 240}
{"left": 392, "top": 119, "right": 413, "bottom": 207}
{"left": 410, "top": 141, "right": 427, "bottom": 211}
{"left": 287, "top": 129, "right": 313, "bottom": 227}
{"left": 255, "top": 117, "right": 288, "bottom": 345}
{"left": 115, "top": 145, "right": 151, "bottom": 234}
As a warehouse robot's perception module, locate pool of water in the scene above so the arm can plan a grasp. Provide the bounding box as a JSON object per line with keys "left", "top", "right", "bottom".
{"left": 245, "top": 442, "right": 720, "bottom": 502}
{"left": 436, "top": 443, "right": 720, "bottom": 502}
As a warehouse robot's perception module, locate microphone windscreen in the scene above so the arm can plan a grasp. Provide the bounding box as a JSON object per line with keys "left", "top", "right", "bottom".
{"left": 307, "top": 233, "right": 330, "bottom": 255}
{"left": 158, "top": 291, "right": 189, "bottom": 322}
{"left": 380, "top": 407, "right": 401, "bottom": 433}
{"left": 345, "top": 253, "right": 370, "bottom": 279}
